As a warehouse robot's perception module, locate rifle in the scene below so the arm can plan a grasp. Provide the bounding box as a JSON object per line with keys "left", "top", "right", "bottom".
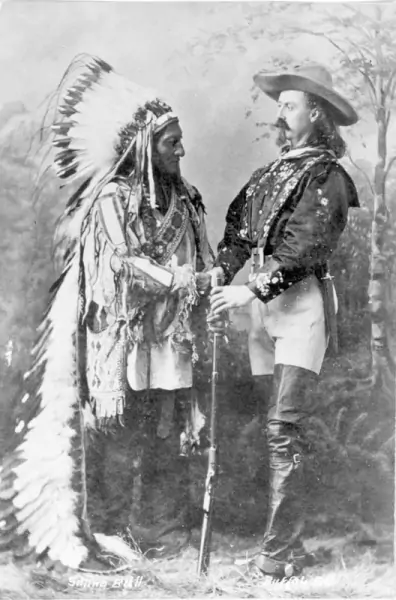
{"left": 197, "top": 271, "right": 222, "bottom": 576}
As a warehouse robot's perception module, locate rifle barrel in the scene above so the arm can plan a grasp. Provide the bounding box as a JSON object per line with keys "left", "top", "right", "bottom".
{"left": 197, "top": 272, "right": 222, "bottom": 576}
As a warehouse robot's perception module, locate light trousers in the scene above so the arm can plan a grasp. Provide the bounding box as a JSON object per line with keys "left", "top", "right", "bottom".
{"left": 248, "top": 275, "right": 332, "bottom": 376}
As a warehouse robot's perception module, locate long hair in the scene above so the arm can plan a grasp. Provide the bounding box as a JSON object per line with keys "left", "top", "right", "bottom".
{"left": 305, "top": 93, "right": 347, "bottom": 159}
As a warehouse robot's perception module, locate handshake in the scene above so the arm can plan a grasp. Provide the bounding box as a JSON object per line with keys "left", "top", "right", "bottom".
{"left": 195, "top": 267, "right": 225, "bottom": 297}
{"left": 170, "top": 264, "right": 229, "bottom": 334}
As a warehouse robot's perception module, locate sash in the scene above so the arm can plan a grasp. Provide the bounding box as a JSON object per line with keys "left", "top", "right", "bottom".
{"left": 152, "top": 189, "right": 190, "bottom": 265}
{"left": 140, "top": 187, "right": 191, "bottom": 265}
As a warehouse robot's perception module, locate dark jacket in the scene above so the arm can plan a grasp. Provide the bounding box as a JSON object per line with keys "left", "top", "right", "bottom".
{"left": 215, "top": 148, "right": 359, "bottom": 303}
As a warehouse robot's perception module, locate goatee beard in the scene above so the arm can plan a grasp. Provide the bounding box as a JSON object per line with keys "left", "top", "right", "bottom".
{"left": 154, "top": 165, "right": 182, "bottom": 185}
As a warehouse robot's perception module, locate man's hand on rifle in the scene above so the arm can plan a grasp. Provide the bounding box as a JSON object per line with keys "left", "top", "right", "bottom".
{"left": 207, "top": 310, "right": 229, "bottom": 335}
{"left": 203, "top": 267, "right": 228, "bottom": 334}
{"left": 210, "top": 284, "right": 256, "bottom": 315}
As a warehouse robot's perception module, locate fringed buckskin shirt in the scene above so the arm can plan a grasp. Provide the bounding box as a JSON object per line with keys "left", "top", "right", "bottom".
{"left": 82, "top": 176, "right": 214, "bottom": 422}
{"left": 215, "top": 147, "right": 359, "bottom": 300}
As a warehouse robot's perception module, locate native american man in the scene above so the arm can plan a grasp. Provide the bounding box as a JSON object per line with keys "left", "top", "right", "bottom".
{"left": 0, "top": 56, "right": 217, "bottom": 571}
{"left": 209, "top": 63, "right": 360, "bottom": 579}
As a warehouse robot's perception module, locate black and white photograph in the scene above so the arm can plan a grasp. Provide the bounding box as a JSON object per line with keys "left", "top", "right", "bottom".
{"left": 0, "top": 1, "right": 394, "bottom": 597}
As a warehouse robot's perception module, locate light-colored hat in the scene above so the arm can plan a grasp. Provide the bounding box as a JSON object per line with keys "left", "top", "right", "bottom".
{"left": 253, "top": 62, "right": 358, "bottom": 126}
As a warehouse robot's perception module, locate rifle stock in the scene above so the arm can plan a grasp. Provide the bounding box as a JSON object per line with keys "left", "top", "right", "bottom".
{"left": 197, "top": 272, "right": 221, "bottom": 576}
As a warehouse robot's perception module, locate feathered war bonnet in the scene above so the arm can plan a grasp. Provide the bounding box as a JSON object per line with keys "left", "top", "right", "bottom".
{"left": 50, "top": 54, "right": 179, "bottom": 211}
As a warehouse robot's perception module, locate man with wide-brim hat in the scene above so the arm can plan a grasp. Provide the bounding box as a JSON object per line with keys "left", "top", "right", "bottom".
{"left": 209, "top": 63, "right": 360, "bottom": 578}
{"left": 255, "top": 62, "right": 358, "bottom": 127}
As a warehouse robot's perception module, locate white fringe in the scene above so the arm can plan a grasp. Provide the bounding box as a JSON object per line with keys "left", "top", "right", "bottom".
{"left": 93, "top": 533, "right": 143, "bottom": 564}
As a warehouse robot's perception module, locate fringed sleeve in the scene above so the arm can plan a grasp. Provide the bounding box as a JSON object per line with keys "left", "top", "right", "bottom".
{"left": 82, "top": 182, "right": 198, "bottom": 424}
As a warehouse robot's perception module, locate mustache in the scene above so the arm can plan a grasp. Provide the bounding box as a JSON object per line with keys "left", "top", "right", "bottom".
{"left": 273, "top": 118, "right": 290, "bottom": 131}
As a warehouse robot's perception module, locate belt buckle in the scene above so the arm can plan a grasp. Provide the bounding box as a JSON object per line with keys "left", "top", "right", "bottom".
{"left": 250, "top": 248, "right": 264, "bottom": 278}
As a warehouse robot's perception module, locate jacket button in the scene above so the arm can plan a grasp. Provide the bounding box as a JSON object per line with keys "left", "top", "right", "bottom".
{"left": 259, "top": 210, "right": 263, "bottom": 214}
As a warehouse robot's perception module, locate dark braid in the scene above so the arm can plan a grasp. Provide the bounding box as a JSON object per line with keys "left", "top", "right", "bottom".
{"left": 305, "top": 93, "right": 347, "bottom": 159}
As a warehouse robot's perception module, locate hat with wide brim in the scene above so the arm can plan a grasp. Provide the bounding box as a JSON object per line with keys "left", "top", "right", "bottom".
{"left": 253, "top": 63, "right": 358, "bottom": 126}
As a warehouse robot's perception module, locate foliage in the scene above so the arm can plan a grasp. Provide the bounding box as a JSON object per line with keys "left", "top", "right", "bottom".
{"left": 305, "top": 402, "right": 393, "bottom": 535}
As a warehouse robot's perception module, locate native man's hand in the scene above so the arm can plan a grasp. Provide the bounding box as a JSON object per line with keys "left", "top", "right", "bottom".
{"left": 210, "top": 285, "right": 256, "bottom": 316}
{"left": 171, "top": 263, "right": 195, "bottom": 292}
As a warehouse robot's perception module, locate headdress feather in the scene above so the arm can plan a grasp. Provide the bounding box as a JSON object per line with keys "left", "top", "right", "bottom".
{"left": 50, "top": 55, "right": 178, "bottom": 198}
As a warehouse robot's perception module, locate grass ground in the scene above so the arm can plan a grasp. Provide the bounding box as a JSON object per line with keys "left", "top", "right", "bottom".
{"left": 0, "top": 531, "right": 394, "bottom": 599}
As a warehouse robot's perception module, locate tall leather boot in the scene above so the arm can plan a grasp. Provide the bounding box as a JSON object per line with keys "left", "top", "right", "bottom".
{"left": 240, "top": 374, "right": 273, "bottom": 441}
{"left": 247, "top": 374, "right": 273, "bottom": 494}
{"left": 254, "top": 374, "right": 273, "bottom": 421}
{"left": 255, "top": 364, "right": 317, "bottom": 579}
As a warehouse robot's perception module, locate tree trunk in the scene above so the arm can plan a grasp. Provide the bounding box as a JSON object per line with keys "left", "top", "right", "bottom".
{"left": 369, "top": 95, "right": 395, "bottom": 562}
{"left": 369, "top": 103, "right": 395, "bottom": 396}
